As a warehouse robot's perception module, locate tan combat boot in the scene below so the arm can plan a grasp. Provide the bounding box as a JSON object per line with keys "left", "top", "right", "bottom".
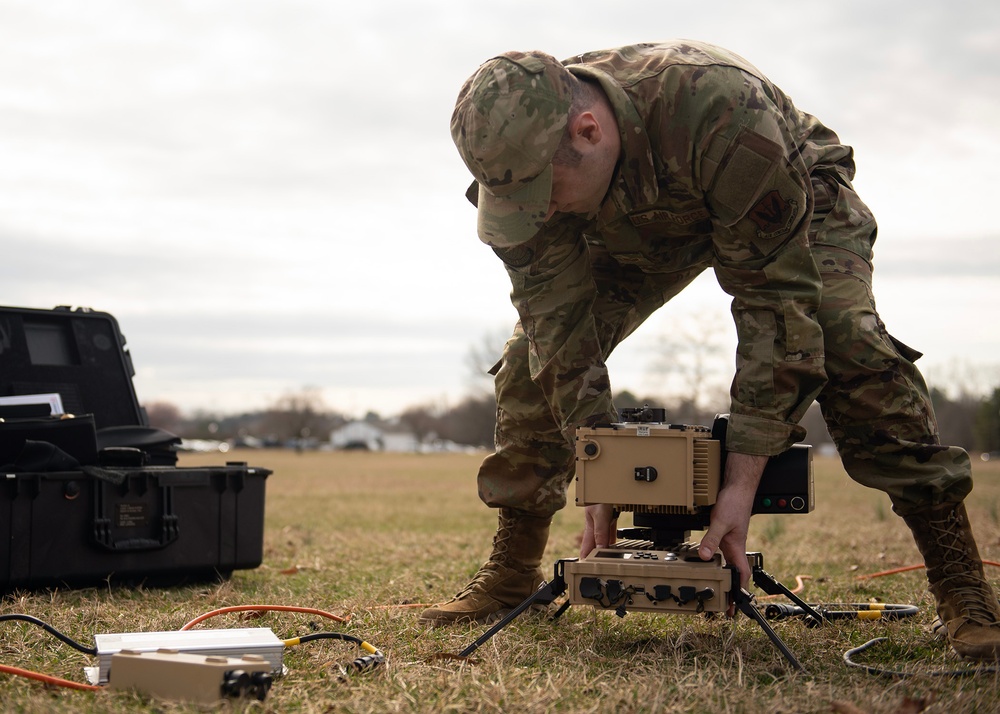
{"left": 419, "top": 507, "right": 551, "bottom": 625}
{"left": 902, "top": 501, "right": 1000, "bottom": 659}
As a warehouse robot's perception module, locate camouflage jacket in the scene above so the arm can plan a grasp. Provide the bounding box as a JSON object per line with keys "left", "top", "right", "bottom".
{"left": 485, "top": 41, "right": 857, "bottom": 456}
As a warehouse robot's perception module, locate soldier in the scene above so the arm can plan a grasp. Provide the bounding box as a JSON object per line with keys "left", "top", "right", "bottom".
{"left": 420, "top": 41, "right": 1000, "bottom": 659}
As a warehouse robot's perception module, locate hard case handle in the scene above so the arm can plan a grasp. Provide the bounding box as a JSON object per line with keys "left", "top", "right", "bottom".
{"left": 92, "top": 477, "right": 179, "bottom": 551}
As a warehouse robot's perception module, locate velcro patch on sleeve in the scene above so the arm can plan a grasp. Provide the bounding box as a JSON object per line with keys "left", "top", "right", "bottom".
{"left": 709, "top": 129, "right": 783, "bottom": 226}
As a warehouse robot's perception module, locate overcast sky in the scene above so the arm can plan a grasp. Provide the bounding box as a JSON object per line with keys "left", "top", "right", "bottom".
{"left": 1, "top": 0, "right": 998, "bottom": 418}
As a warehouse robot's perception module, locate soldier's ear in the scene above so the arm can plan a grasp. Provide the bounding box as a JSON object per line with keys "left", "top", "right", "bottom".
{"left": 571, "top": 111, "right": 603, "bottom": 146}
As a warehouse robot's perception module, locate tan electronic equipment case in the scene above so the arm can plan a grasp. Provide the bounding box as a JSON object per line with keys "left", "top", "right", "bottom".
{"left": 575, "top": 423, "right": 721, "bottom": 513}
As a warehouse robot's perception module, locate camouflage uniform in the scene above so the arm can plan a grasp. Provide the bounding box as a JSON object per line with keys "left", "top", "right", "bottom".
{"left": 465, "top": 41, "right": 971, "bottom": 519}
{"left": 426, "top": 42, "right": 999, "bottom": 651}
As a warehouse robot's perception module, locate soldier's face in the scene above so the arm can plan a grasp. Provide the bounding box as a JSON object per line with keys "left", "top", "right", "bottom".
{"left": 543, "top": 108, "right": 620, "bottom": 223}
{"left": 545, "top": 158, "right": 614, "bottom": 222}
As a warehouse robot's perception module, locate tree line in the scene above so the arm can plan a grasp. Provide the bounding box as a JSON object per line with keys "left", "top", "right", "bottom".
{"left": 146, "top": 324, "right": 1000, "bottom": 455}
{"left": 147, "top": 383, "right": 1000, "bottom": 456}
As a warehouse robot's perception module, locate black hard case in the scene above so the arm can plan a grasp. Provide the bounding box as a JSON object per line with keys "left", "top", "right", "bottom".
{"left": 0, "top": 306, "right": 270, "bottom": 590}
{"left": 1, "top": 462, "right": 269, "bottom": 589}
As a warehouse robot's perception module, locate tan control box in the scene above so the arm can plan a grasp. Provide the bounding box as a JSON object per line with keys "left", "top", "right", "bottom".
{"left": 564, "top": 541, "right": 735, "bottom": 614}
{"left": 575, "top": 423, "right": 721, "bottom": 512}
{"left": 107, "top": 648, "right": 273, "bottom": 703}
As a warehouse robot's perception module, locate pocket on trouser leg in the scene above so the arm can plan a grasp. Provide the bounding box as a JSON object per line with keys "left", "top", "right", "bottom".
{"left": 814, "top": 246, "right": 972, "bottom": 512}
{"left": 828, "top": 423, "right": 972, "bottom": 514}
{"left": 478, "top": 329, "right": 575, "bottom": 516}
{"left": 815, "top": 249, "right": 929, "bottom": 427}
{"left": 476, "top": 442, "right": 576, "bottom": 516}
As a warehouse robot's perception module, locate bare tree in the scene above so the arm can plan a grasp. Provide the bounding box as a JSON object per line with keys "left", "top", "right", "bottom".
{"left": 645, "top": 311, "right": 733, "bottom": 414}
{"left": 144, "top": 401, "right": 183, "bottom": 434}
{"left": 464, "top": 326, "right": 512, "bottom": 395}
{"left": 437, "top": 394, "right": 497, "bottom": 448}
{"left": 925, "top": 358, "right": 1000, "bottom": 401}
{"left": 975, "top": 386, "right": 1000, "bottom": 454}
{"left": 262, "top": 386, "right": 329, "bottom": 442}
{"left": 398, "top": 404, "right": 442, "bottom": 443}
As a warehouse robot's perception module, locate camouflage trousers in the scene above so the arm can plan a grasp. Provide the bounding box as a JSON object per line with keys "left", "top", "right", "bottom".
{"left": 477, "top": 173, "right": 972, "bottom": 519}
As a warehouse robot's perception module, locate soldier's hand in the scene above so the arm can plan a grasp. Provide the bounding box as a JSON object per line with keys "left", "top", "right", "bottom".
{"left": 698, "top": 483, "right": 755, "bottom": 591}
{"left": 581, "top": 503, "right": 618, "bottom": 558}
{"left": 698, "top": 452, "right": 768, "bottom": 591}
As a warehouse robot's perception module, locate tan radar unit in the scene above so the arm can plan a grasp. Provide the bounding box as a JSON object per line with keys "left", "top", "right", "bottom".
{"left": 569, "top": 423, "right": 730, "bottom": 614}
{"left": 562, "top": 416, "right": 813, "bottom": 618}
{"left": 564, "top": 541, "right": 733, "bottom": 615}
{"left": 575, "top": 422, "right": 721, "bottom": 513}
{"left": 458, "top": 410, "right": 820, "bottom": 671}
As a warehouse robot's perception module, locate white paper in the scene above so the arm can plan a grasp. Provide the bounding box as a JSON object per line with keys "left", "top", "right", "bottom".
{"left": 0, "top": 393, "right": 65, "bottom": 415}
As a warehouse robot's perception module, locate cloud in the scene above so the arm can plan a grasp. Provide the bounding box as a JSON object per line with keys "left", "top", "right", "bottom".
{"left": 1, "top": 0, "right": 997, "bottom": 415}
{"left": 124, "top": 310, "right": 491, "bottom": 416}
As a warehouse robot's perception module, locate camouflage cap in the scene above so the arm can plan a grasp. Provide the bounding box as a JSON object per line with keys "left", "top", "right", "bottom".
{"left": 451, "top": 51, "right": 573, "bottom": 247}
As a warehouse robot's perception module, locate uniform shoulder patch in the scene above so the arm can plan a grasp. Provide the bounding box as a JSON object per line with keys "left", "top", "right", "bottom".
{"left": 492, "top": 243, "right": 534, "bottom": 268}
{"left": 710, "top": 131, "right": 781, "bottom": 221}
{"left": 747, "top": 189, "right": 798, "bottom": 239}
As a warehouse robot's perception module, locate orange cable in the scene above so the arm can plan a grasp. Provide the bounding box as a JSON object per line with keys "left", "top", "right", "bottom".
{"left": 0, "top": 663, "right": 101, "bottom": 692}
{"left": 855, "top": 564, "right": 925, "bottom": 580}
{"left": 856, "top": 560, "right": 1000, "bottom": 580}
{"left": 179, "top": 605, "right": 350, "bottom": 631}
{"left": 758, "top": 574, "right": 811, "bottom": 600}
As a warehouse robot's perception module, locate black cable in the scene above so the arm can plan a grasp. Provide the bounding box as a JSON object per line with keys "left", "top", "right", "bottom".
{"left": 294, "top": 632, "right": 364, "bottom": 647}
{"left": 284, "top": 632, "right": 385, "bottom": 673}
{"left": 0, "top": 614, "right": 97, "bottom": 655}
{"left": 763, "top": 603, "right": 919, "bottom": 623}
{"left": 844, "top": 637, "right": 1000, "bottom": 678}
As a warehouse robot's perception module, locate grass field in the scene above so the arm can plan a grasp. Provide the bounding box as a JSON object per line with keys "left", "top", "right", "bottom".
{"left": 3, "top": 449, "right": 1000, "bottom": 713}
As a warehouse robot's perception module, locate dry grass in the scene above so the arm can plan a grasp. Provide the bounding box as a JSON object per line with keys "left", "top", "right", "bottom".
{"left": 3, "top": 449, "right": 1000, "bottom": 713}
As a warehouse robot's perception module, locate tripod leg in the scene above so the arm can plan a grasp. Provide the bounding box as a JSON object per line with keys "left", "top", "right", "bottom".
{"left": 458, "top": 561, "right": 571, "bottom": 658}
{"left": 734, "top": 589, "right": 805, "bottom": 672}
{"left": 549, "top": 599, "right": 571, "bottom": 621}
{"left": 748, "top": 553, "right": 825, "bottom": 626}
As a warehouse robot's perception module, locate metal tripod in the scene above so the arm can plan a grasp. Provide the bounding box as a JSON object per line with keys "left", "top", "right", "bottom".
{"left": 459, "top": 552, "right": 824, "bottom": 672}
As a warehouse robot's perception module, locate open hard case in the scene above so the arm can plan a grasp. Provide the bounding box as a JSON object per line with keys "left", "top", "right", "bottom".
{"left": 0, "top": 305, "right": 270, "bottom": 590}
